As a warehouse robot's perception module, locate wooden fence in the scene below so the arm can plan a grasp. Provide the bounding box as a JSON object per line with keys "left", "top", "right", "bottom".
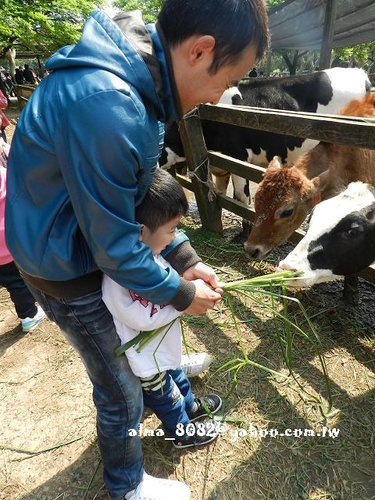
{"left": 13, "top": 84, "right": 37, "bottom": 110}
{"left": 173, "top": 103, "right": 375, "bottom": 283}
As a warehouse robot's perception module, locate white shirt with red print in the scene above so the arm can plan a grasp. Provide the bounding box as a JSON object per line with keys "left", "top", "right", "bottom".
{"left": 102, "top": 254, "right": 183, "bottom": 378}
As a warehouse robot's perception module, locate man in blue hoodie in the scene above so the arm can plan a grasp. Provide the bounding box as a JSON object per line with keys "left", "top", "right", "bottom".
{"left": 6, "top": 1, "right": 269, "bottom": 498}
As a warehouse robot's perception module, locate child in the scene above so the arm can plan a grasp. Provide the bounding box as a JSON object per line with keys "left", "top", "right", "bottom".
{"left": 0, "top": 140, "right": 46, "bottom": 332}
{"left": 102, "top": 168, "right": 222, "bottom": 448}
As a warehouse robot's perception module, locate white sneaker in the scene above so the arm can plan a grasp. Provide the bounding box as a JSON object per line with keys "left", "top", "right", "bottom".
{"left": 125, "top": 472, "right": 190, "bottom": 500}
{"left": 181, "top": 353, "right": 213, "bottom": 377}
{"left": 21, "top": 305, "right": 46, "bottom": 333}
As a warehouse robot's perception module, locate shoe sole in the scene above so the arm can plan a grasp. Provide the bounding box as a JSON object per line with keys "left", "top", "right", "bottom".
{"left": 22, "top": 317, "right": 46, "bottom": 333}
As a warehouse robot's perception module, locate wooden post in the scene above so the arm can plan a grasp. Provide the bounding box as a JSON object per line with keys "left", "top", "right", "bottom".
{"left": 178, "top": 112, "right": 223, "bottom": 233}
{"left": 266, "top": 51, "right": 272, "bottom": 76}
{"left": 319, "top": 0, "right": 337, "bottom": 70}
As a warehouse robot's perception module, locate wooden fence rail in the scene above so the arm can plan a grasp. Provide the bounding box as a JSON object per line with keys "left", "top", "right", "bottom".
{"left": 13, "top": 84, "right": 37, "bottom": 110}
{"left": 199, "top": 104, "right": 375, "bottom": 149}
{"left": 175, "top": 103, "right": 375, "bottom": 283}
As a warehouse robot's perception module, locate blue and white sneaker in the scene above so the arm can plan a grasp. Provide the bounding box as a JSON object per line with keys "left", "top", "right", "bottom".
{"left": 21, "top": 305, "right": 46, "bottom": 333}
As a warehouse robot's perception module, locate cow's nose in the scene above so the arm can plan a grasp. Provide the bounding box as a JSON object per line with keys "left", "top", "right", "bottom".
{"left": 245, "top": 246, "right": 261, "bottom": 259}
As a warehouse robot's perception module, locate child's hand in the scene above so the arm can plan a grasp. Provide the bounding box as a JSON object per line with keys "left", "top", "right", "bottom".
{"left": 183, "top": 279, "right": 221, "bottom": 315}
{"left": 183, "top": 262, "right": 224, "bottom": 295}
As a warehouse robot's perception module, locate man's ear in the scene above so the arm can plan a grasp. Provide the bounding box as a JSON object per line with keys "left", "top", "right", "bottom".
{"left": 139, "top": 224, "right": 145, "bottom": 241}
{"left": 189, "top": 35, "right": 215, "bottom": 64}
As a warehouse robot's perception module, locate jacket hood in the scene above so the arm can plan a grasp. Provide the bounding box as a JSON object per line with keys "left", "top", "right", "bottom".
{"left": 46, "top": 10, "right": 176, "bottom": 119}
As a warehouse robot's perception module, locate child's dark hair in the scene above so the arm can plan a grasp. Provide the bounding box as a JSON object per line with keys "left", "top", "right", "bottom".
{"left": 136, "top": 168, "right": 188, "bottom": 232}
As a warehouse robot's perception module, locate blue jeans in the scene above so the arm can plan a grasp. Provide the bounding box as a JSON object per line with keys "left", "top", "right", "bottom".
{"left": 27, "top": 285, "right": 144, "bottom": 499}
{"left": 142, "top": 368, "right": 195, "bottom": 437}
{"left": 0, "top": 261, "right": 37, "bottom": 319}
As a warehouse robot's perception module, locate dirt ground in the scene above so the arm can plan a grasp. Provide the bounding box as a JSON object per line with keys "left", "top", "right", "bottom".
{"left": 1, "top": 106, "right": 374, "bottom": 500}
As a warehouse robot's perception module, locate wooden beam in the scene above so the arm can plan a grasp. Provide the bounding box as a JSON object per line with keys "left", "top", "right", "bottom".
{"left": 208, "top": 151, "right": 265, "bottom": 184}
{"left": 199, "top": 104, "right": 375, "bottom": 150}
{"left": 319, "top": 0, "right": 337, "bottom": 69}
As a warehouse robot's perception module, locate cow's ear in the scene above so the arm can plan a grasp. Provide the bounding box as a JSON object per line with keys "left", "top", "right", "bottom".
{"left": 303, "top": 172, "right": 330, "bottom": 206}
{"left": 303, "top": 183, "right": 321, "bottom": 206}
{"left": 311, "top": 169, "right": 330, "bottom": 193}
{"left": 267, "top": 156, "right": 282, "bottom": 171}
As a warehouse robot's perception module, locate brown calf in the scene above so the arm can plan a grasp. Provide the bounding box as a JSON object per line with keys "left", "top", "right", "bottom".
{"left": 245, "top": 93, "right": 375, "bottom": 259}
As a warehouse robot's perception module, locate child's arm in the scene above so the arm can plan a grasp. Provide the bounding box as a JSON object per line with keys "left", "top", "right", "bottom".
{"left": 102, "top": 276, "right": 182, "bottom": 332}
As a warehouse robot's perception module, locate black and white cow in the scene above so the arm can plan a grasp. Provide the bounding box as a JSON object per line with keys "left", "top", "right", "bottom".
{"left": 161, "top": 87, "right": 252, "bottom": 206}
{"left": 278, "top": 182, "right": 375, "bottom": 286}
{"left": 160, "top": 67, "right": 371, "bottom": 206}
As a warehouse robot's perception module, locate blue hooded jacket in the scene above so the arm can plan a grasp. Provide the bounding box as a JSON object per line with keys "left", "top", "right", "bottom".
{"left": 6, "top": 10, "right": 197, "bottom": 308}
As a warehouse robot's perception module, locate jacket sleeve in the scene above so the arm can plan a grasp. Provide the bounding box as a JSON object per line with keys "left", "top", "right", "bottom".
{"left": 162, "top": 232, "right": 202, "bottom": 275}
{"left": 56, "top": 89, "right": 195, "bottom": 308}
{"left": 102, "top": 275, "right": 182, "bottom": 331}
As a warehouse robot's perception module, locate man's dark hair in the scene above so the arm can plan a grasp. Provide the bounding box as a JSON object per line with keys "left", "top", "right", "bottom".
{"left": 158, "top": 0, "right": 269, "bottom": 74}
{"left": 136, "top": 168, "right": 188, "bottom": 232}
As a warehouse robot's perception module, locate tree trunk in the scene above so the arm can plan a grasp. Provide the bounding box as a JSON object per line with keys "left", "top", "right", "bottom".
{"left": 282, "top": 50, "right": 300, "bottom": 75}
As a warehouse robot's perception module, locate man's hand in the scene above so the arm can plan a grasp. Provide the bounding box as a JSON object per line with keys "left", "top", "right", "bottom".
{"left": 183, "top": 262, "right": 224, "bottom": 294}
{"left": 183, "top": 279, "right": 221, "bottom": 315}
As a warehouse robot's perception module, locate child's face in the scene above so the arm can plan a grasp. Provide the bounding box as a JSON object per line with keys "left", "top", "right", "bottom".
{"left": 140, "top": 215, "right": 182, "bottom": 255}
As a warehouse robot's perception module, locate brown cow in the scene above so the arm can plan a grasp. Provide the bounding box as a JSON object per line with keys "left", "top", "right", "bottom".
{"left": 245, "top": 93, "right": 375, "bottom": 259}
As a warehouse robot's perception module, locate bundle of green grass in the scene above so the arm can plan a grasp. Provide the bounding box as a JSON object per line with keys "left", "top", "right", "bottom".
{"left": 115, "top": 270, "right": 332, "bottom": 412}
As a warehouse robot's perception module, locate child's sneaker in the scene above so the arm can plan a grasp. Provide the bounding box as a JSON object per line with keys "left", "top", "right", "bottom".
{"left": 180, "top": 352, "right": 213, "bottom": 377}
{"left": 21, "top": 305, "right": 46, "bottom": 333}
{"left": 125, "top": 471, "right": 190, "bottom": 499}
{"left": 172, "top": 420, "right": 220, "bottom": 449}
{"left": 189, "top": 394, "right": 222, "bottom": 422}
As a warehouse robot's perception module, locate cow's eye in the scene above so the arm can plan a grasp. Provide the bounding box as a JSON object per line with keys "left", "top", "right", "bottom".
{"left": 344, "top": 225, "right": 363, "bottom": 239}
{"left": 276, "top": 207, "right": 294, "bottom": 219}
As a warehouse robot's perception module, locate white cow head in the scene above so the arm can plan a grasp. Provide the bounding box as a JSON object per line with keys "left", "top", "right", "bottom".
{"left": 278, "top": 182, "right": 375, "bottom": 287}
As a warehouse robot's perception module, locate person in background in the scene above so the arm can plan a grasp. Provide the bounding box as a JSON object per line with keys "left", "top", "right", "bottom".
{"left": 102, "top": 168, "right": 222, "bottom": 450}
{"left": 0, "top": 89, "right": 10, "bottom": 142}
{"left": 6, "top": 1, "right": 269, "bottom": 498}
{"left": 22, "top": 64, "right": 36, "bottom": 84}
{"left": 14, "top": 68, "right": 24, "bottom": 85}
{"left": 0, "top": 141, "right": 46, "bottom": 332}
{"left": 0, "top": 72, "right": 10, "bottom": 101}
{"left": 4, "top": 72, "right": 15, "bottom": 96}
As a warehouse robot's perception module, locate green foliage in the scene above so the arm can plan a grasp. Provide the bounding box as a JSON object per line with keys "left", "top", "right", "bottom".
{"left": 266, "top": 0, "right": 284, "bottom": 8}
{"left": 333, "top": 42, "right": 375, "bottom": 71}
{"left": 0, "top": 0, "right": 106, "bottom": 55}
{"left": 114, "top": 0, "right": 163, "bottom": 22}
{"left": 215, "top": 273, "right": 333, "bottom": 415}
{"left": 113, "top": 0, "right": 283, "bottom": 23}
